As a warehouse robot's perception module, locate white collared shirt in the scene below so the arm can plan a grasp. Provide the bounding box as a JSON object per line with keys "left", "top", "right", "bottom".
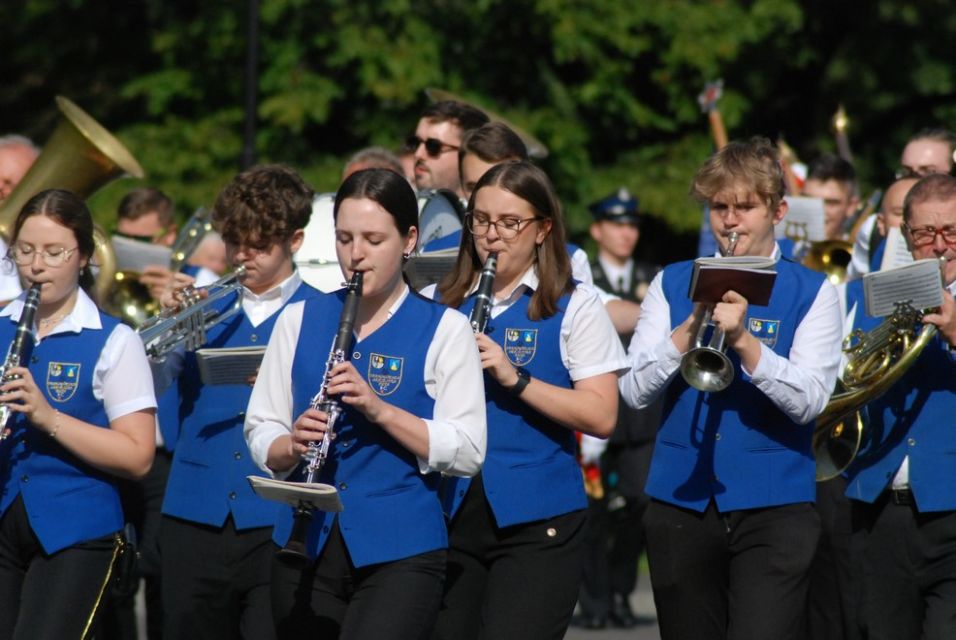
{"left": 244, "top": 284, "right": 487, "bottom": 479}
{"left": 421, "top": 267, "right": 629, "bottom": 383}
{"left": 0, "top": 240, "right": 23, "bottom": 302}
{"left": 1, "top": 288, "right": 156, "bottom": 422}
{"left": 620, "top": 242, "right": 843, "bottom": 425}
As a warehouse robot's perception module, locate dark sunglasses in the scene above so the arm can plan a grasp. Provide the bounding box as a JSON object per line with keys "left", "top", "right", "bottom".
{"left": 405, "top": 135, "right": 459, "bottom": 158}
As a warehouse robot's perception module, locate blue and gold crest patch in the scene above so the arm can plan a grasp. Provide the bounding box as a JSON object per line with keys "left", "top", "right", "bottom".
{"left": 368, "top": 353, "right": 403, "bottom": 396}
{"left": 748, "top": 318, "right": 780, "bottom": 348}
{"left": 47, "top": 362, "right": 81, "bottom": 403}
{"left": 504, "top": 328, "right": 537, "bottom": 366}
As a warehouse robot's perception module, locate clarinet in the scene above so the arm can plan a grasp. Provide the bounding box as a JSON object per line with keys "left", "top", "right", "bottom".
{"left": 276, "top": 271, "right": 363, "bottom": 566}
{"left": 469, "top": 252, "right": 498, "bottom": 334}
{"left": 0, "top": 283, "right": 43, "bottom": 440}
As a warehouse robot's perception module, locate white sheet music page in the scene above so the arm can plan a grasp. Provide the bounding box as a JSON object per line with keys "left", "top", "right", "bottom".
{"left": 112, "top": 235, "right": 172, "bottom": 272}
{"left": 775, "top": 196, "right": 826, "bottom": 243}
{"left": 879, "top": 227, "right": 915, "bottom": 271}
{"left": 196, "top": 346, "right": 266, "bottom": 385}
{"left": 863, "top": 258, "right": 943, "bottom": 318}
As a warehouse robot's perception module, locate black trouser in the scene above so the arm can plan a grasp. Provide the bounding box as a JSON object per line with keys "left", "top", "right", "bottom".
{"left": 807, "top": 475, "right": 859, "bottom": 640}
{"left": 159, "top": 515, "right": 274, "bottom": 640}
{"left": 608, "top": 492, "right": 649, "bottom": 597}
{"left": 99, "top": 447, "right": 172, "bottom": 640}
{"left": 643, "top": 499, "right": 820, "bottom": 640}
{"left": 433, "top": 477, "right": 587, "bottom": 640}
{"left": 0, "top": 495, "right": 119, "bottom": 640}
{"left": 577, "top": 495, "right": 610, "bottom": 618}
{"left": 852, "top": 493, "right": 956, "bottom": 640}
{"left": 271, "top": 520, "right": 446, "bottom": 640}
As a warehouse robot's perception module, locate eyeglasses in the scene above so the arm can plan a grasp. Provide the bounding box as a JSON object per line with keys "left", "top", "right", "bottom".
{"left": 405, "top": 135, "right": 459, "bottom": 158}
{"left": 465, "top": 213, "right": 543, "bottom": 239}
{"left": 9, "top": 245, "right": 80, "bottom": 267}
{"left": 902, "top": 223, "right": 956, "bottom": 246}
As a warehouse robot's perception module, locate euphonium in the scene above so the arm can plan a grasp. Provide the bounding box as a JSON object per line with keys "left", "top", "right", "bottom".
{"left": 137, "top": 266, "right": 246, "bottom": 360}
{"left": 813, "top": 257, "right": 946, "bottom": 481}
{"left": 680, "top": 231, "right": 738, "bottom": 392}
{"left": 802, "top": 239, "right": 853, "bottom": 285}
{"left": 0, "top": 283, "right": 42, "bottom": 440}
{"left": 277, "top": 271, "right": 363, "bottom": 566}
{"left": 469, "top": 252, "right": 497, "bottom": 334}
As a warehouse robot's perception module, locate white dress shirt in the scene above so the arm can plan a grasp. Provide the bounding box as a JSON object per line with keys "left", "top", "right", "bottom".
{"left": 244, "top": 284, "right": 487, "bottom": 480}
{"left": 620, "top": 243, "right": 843, "bottom": 425}
{"left": 1, "top": 288, "right": 156, "bottom": 421}
{"left": 0, "top": 240, "right": 24, "bottom": 302}
{"left": 847, "top": 214, "right": 877, "bottom": 280}
{"left": 421, "top": 268, "right": 629, "bottom": 382}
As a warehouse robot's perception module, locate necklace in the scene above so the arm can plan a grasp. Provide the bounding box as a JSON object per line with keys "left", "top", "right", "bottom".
{"left": 38, "top": 311, "right": 69, "bottom": 328}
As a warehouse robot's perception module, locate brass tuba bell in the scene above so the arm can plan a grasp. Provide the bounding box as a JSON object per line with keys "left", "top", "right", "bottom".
{"left": 0, "top": 96, "right": 145, "bottom": 303}
{"left": 802, "top": 239, "right": 853, "bottom": 285}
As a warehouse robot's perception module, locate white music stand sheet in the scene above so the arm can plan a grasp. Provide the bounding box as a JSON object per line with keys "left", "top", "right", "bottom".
{"left": 248, "top": 476, "right": 344, "bottom": 512}
{"left": 776, "top": 196, "right": 826, "bottom": 243}
{"left": 113, "top": 235, "right": 172, "bottom": 272}
{"left": 879, "top": 227, "right": 915, "bottom": 271}
{"left": 195, "top": 346, "right": 265, "bottom": 385}
{"left": 863, "top": 258, "right": 944, "bottom": 318}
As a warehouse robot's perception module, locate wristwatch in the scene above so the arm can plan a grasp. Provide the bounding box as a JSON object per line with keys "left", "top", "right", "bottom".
{"left": 506, "top": 367, "right": 531, "bottom": 397}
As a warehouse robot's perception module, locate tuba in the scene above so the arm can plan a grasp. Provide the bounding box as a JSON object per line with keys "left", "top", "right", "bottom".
{"left": 813, "top": 258, "right": 946, "bottom": 481}
{"left": 0, "top": 97, "right": 144, "bottom": 304}
{"left": 802, "top": 239, "right": 853, "bottom": 285}
{"left": 680, "top": 231, "right": 738, "bottom": 392}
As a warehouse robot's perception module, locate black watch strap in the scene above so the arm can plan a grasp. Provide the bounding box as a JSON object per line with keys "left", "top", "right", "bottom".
{"left": 507, "top": 367, "right": 531, "bottom": 397}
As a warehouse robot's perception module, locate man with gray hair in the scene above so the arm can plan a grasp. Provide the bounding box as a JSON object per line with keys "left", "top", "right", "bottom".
{"left": 0, "top": 134, "right": 40, "bottom": 301}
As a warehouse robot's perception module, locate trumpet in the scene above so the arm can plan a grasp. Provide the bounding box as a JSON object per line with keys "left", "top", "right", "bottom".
{"left": 813, "top": 256, "right": 947, "bottom": 481}
{"left": 680, "top": 231, "right": 739, "bottom": 392}
{"left": 0, "top": 283, "right": 42, "bottom": 440}
{"left": 137, "top": 266, "right": 246, "bottom": 360}
{"left": 469, "top": 252, "right": 497, "bottom": 334}
{"left": 277, "top": 271, "right": 363, "bottom": 566}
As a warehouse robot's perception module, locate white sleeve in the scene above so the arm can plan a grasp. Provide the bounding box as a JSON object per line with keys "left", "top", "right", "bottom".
{"left": 619, "top": 271, "right": 683, "bottom": 409}
{"left": 847, "top": 215, "right": 875, "bottom": 280}
{"left": 570, "top": 247, "right": 594, "bottom": 287}
{"left": 94, "top": 324, "right": 158, "bottom": 422}
{"left": 746, "top": 280, "right": 843, "bottom": 424}
{"left": 561, "top": 284, "right": 628, "bottom": 381}
{"left": 244, "top": 302, "right": 303, "bottom": 478}
{"left": 420, "top": 309, "right": 487, "bottom": 477}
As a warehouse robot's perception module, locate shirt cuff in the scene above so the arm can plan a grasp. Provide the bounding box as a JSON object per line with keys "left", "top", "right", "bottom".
{"left": 247, "top": 423, "right": 295, "bottom": 479}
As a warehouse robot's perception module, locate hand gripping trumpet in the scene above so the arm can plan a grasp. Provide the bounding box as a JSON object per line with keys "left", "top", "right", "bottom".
{"left": 276, "top": 271, "right": 363, "bottom": 566}
{"left": 680, "top": 231, "right": 739, "bottom": 392}
{"left": 137, "top": 266, "right": 246, "bottom": 360}
{"left": 0, "top": 283, "right": 42, "bottom": 440}
{"left": 469, "top": 252, "right": 498, "bottom": 334}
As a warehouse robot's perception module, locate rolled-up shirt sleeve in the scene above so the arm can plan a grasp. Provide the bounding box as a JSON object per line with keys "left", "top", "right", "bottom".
{"left": 619, "top": 272, "right": 683, "bottom": 409}
{"left": 420, "top": 309, "right": 486, "bottom": 477}
{"left": 745, "top": 280, "right": 843, "bottom": 424}
{"left": 244, "top": 302, "right": 303, "bottom": 479}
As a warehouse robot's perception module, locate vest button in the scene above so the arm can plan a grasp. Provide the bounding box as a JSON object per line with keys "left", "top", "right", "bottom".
{"left": 352, "top": 352, "right": 361, "bottom": 360}
{"left": 229, "top": 491, "right": 237, "bottom": 500}
{"left": 715, "top": 433, "right": 721, "bottom": 441}
{"left": 31, "top": 356, "right": 39, "bottom": 364}
{"left": 338, "top": 482, "right": 347, "bottom": 491}
{"left": 908, "top": 438, "right": 916, "bottom": 446}
{"left": 234, "top": 451, "right": 242, "bottom": 460}
{"left": 237, "top": 411, "right": 246, "bottom": 419}
{"left": 250, "top": 334, "right": 258, "bottom": 342}
{"left": 546, "top": 527, "right": 557, "bottom": 538}
{"left": 341, "top": 441, "right": 350, "bottom": 448}
{"left": 20, "top": 475, "right": 28, "bottom": 483}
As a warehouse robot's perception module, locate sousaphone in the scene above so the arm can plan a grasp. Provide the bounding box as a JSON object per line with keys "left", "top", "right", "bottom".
{"left": 0, "top": 96, "right": 145, "bottom": 303}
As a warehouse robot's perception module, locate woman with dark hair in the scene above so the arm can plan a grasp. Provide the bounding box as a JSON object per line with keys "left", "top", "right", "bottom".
{"left": 245, "top": 168, "right": 486, "bottom": 639}
{"left": 0, "top": 188, "right": 156, "bottom": 638}
{"left": 432, "top": 161, "right": 626, "bottom": 640}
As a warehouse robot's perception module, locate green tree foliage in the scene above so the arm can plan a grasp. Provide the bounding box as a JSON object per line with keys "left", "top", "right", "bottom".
{"left": 2, "top": 0, "right": 954, "bottom": 262}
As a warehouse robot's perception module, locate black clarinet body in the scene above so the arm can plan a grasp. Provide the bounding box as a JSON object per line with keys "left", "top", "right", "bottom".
{"left": 277, "top": 271, "right": 363, "bottom": 566}
{"left": 0, "top": 283, "right": 42, "bottom": 440}
{"left": 469, "top": 252, "right": 497, "bottom": 334}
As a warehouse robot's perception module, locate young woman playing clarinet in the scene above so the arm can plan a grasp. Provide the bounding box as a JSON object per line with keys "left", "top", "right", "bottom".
{"left": 244, "top": 168, "right": 486, "bottom": 640}
{"left": 0, "top": 189, "right": 156, "bottom": 639}
{"left": 430, "top": 160, "right": 626, "bottom": 640}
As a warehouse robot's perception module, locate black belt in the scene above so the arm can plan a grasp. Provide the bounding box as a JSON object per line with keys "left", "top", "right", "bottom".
{"left": 886, "top": 488, "right": 913, "bottom": 506}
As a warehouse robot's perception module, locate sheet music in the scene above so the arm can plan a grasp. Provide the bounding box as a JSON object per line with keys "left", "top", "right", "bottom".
{"left": 879, "top": 227, "right": 915, "bottom": 271}
{"left": 112, "top": 235, "right": 172, "bottom": 272}
{"left": 863, "top": 258, "right": 943, "bottom": 318}
{"left": 195, "top": 346, "right": 265, "bottom": 385}
{"left": 247, "top": 476, "right": 344, "bottom": 512}
{"left": 775, "top": 196, "right": 826, "bottom": 243}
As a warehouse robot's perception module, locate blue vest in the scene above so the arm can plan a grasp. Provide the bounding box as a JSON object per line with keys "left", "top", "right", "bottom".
{"left": 0, "top": 313, "right": 125, "bottom": 554}
{"left": 273, "top": 291, "right": 448, "bottom": 567}
{"left": 442, "top": 289, "right": 586, "bottom": 526}
{"left": 155, "top": 265, "right": 202, "bottom": 452}
{"left": 650, "top": 258, "right": 825, "bottom": 512}
{"left": 869, "top": 237, "right": 886, "bottom": 273}
{"left": 844, "top": 279, "right": 956, "bottom": 511}
{"left": 162, "top": 282, "right": 320, "bottom": 530}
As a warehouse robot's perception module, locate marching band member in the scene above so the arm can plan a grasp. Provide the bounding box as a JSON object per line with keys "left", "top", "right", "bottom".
{"left": 0, "top": 189, "right": 156, "bottom": 638}
{"left": 620, "top": 138, "right": 843, "bottom": 640}
{"left": 156, "top": 165, "right": 320, "bottom": 640}
{"left": 843, "top": 173, "right": 956, "bottom": 640}
{"left": 431, "top": 160, "right": 625, "bottom": 639}
{"left": 244, "top": 168, "right": 486, "bottom": 639}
